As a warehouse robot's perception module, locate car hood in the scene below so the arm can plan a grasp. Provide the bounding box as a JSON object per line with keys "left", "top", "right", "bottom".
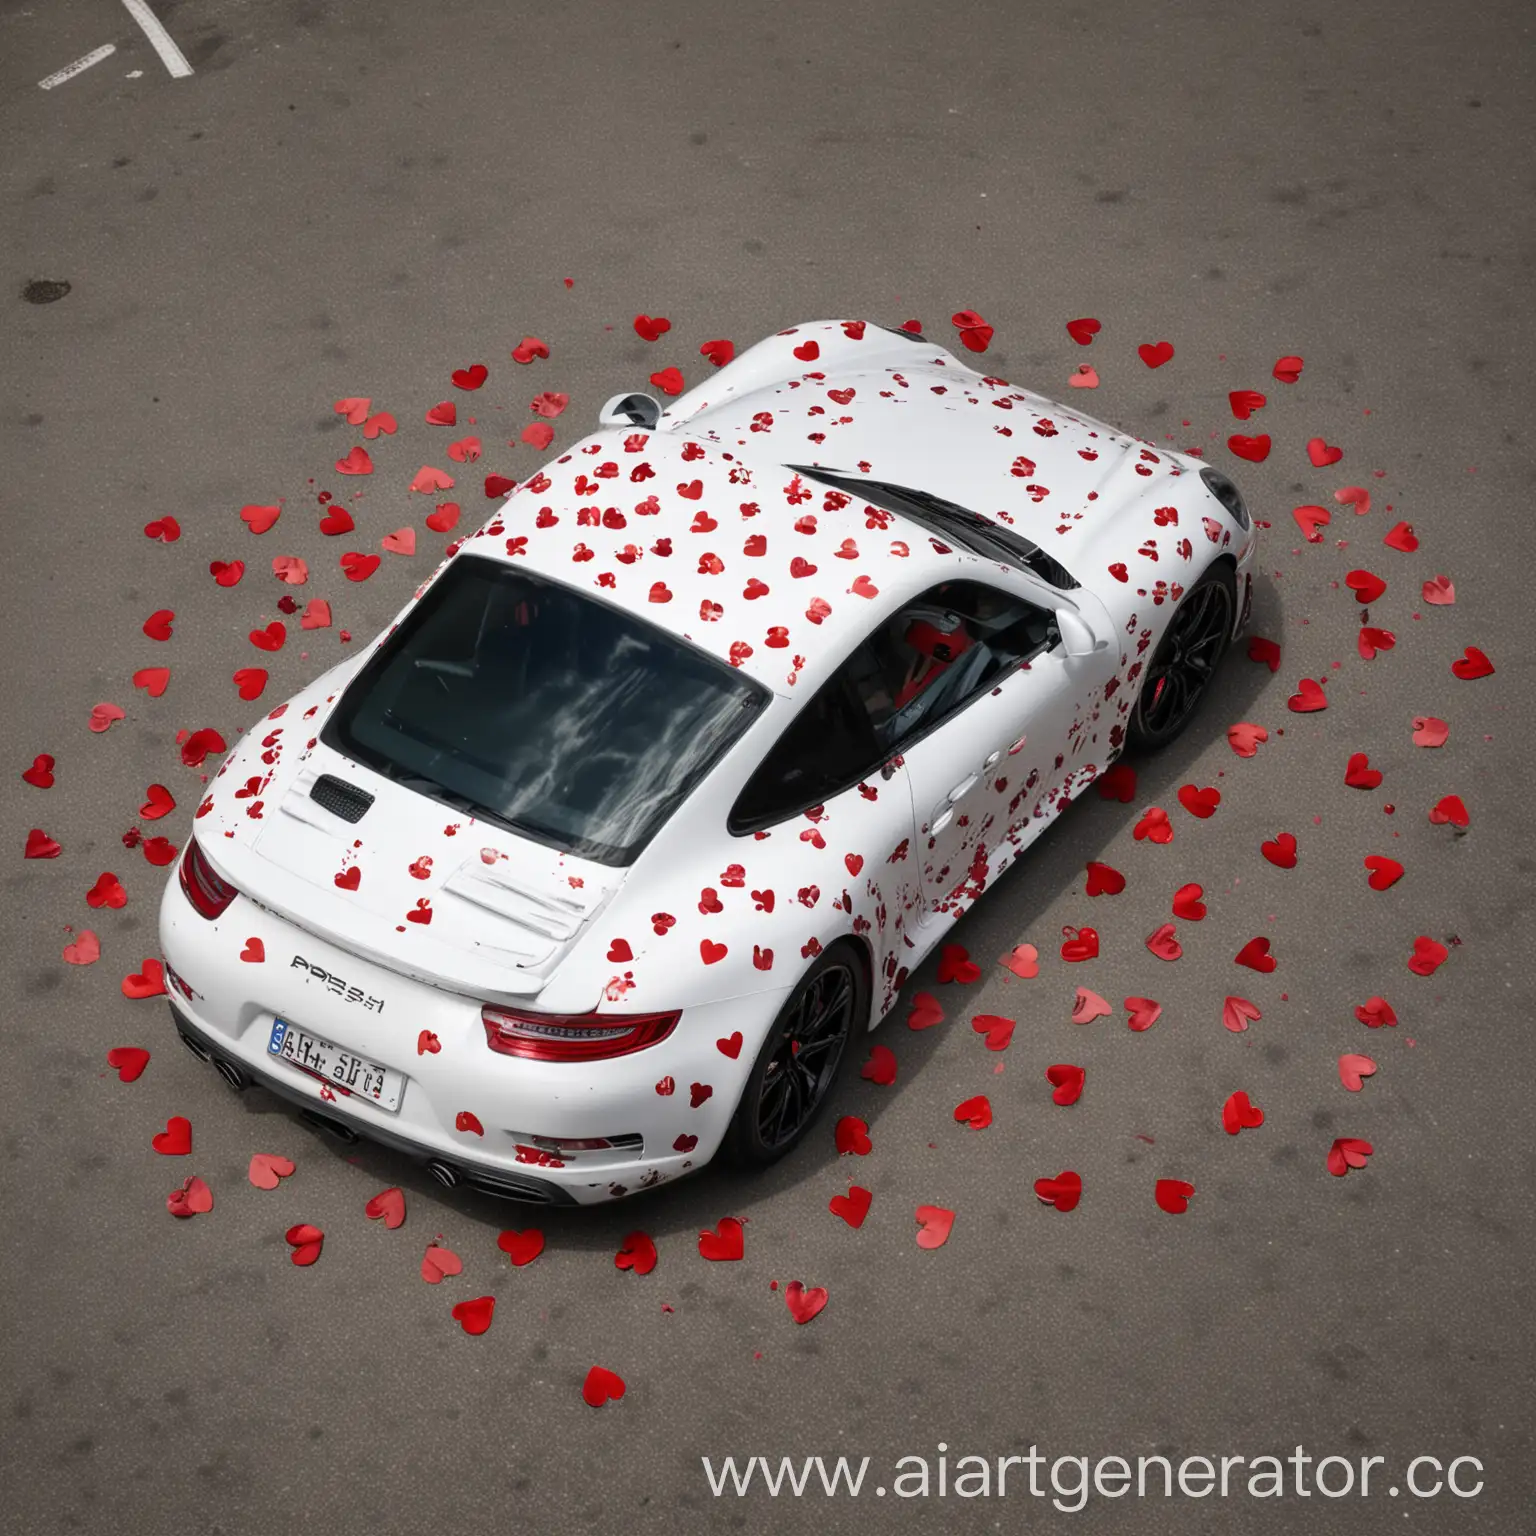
{"left": 193, "top": 675, "right": 624, "bottom": 1005}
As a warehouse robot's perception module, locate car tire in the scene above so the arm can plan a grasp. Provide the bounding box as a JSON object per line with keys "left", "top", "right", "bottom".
{"left": 1126, "top": 563, "right": 1236, "bottom": 753}
{"left": 723, "top": 943, "right": 868, "bottom": 1170}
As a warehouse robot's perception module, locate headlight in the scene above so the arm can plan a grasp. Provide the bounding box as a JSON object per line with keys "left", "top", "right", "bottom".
{"left": 1200, "top": 467, "right": 1251, "bottom": 532}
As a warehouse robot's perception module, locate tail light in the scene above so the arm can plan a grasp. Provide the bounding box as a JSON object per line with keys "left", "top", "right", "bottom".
{"left": 482, "top": 1004, "right": 679, "bottom": 1062}
{"left": 179, "top": 836, "right": 239, "bottom": 919}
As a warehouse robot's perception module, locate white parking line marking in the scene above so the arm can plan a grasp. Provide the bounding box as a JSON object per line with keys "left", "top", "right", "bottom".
{"left": 120, "top": 0, "right": 194, "bottom": 78}
{"left": 38, "top": 43, "right": 116, "bottom": 90}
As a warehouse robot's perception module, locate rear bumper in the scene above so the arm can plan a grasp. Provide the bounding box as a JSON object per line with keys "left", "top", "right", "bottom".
{"left": 158, "top": 865, "right": 787, "bottom": 1204}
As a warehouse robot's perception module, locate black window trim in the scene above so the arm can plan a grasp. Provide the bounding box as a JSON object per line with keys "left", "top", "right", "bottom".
{"left": 727, "top": 578, "right": 1057, "bottom": 836}
{"left": 786, "top": 465, "right": 1083, "bottom": 592}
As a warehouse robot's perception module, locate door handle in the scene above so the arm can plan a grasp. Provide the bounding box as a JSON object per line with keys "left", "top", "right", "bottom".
{"left": 930, "top": 808, "right": 954, "bottom": 836}
{"left": 982, "top": 750, "right": 1002, "bottom": 770}
{"left": 947, "top": 773, "right": 978, "bottom": 803}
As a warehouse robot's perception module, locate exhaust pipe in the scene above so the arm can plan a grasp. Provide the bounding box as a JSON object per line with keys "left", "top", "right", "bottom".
{"left": 299, "top": 1108, "right": 361, "bottom": 1144}
{"left": 214, "top": 1058, "right": 247, "bottom": 1091}
{"left": 178, "top": 1030, "right": 213, "bottom": 1063}
{"left": 426, "top": 1161, "right": 461, "bottom": 1189}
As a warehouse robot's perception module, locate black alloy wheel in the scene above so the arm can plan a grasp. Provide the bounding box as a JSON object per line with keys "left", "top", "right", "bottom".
{"left": 725, "top": 947, "right": 865, "bottom": 1168}
{"left": 1128, "top": 566, "right": 1236, "bottom": 751}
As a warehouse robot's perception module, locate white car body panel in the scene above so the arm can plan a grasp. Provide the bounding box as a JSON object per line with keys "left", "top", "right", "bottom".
{"left": 160, "top": 319, "right": 1256, "bottom": 1203}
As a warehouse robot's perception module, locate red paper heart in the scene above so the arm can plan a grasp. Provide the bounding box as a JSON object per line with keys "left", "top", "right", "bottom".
{"left": 829, "top": 1185, "right": 872, "bottom": 1227}
{"left": 834, "top": 1115, "right": 872, "bottom": 1156}
{"left": 334, "top": 866, "right": 361, "bottom": 891}
{"left": 1407, "top": 936, "right": 1448, "bottom": 976}
{"left": 340, "top": 551, "right": 380, "bottom": 582}
{"left": 1144, "top": 923, "right": 1182, "bottom": 961}
{"left": 953, "top": 1095, "right": 992, "bottom": 1130}
{"left": 914, "top": 1205, "right": 955, "bottom": 1249}
{"left": 861, "top": 1043, "right": 899, "bottom": 1082}
{"left": 240, "top": 503, "right": 281, "bottom": 535}
{"left": 716, "top": 1031, "right": 743, "bottom": 1060}
{"left": 785, "top": 1280, "right": 828, "bottom": 1324}
{"left": 409, "top": 464, "right": 456, "bottom": 495}
{"left": 1228, "top": 388, "right": 1266, "bottom": 419}
{"left": 334, "top": 397, "right": 371, "bottom": 424}
{"left": 122, "top": 958, "right": 167, "bottom": 999}
{"left": 1177, "top": 784, "right": 1221, "bottom": 819}
{"left": 1412, "top": 716, "right": 1449, "bottom": 748}
{"left": 1364, "top": 855, "right": 1404, "bottom": 891}
{"left": 1344, "top": 752, "right": 1384, "bottom": 789}
{"left": 699, "top": 938, "right": 728, "bottom": 966}
{"left": 1095, "top": 763, "right": 1137, "bottom": 802}
{"left": 510, "top": 336, "right": 549, "bottom": 364}
{"left": 1234, "top": 937, "right": 1276, "bottom": 972}
{"left": 1221, "top": 1091, "right": 1264, "bottom": 1135}
{"left": 1060, "top": 926, "right": 1099, "bottom": 962}
{"left": 1066, "top": 317, "right": 1101, "bottom": 345}
{"left": 318, "top": 505, "right": 354, "bottom": 536}
{"left": 1338, "top": 1054, "right": 1377, "bottom": 1092}
{"left": 999, "top": 944, "right": 1039, "bottom": 979}
{"left": 248, "top": 621, "right": 285, "bottom": 653}
{"left": 1357, "top": 627, "right": 1395, "bottom": 661}
{"left": 614, "top": 1231, "right": 658, "bottom": 1275}
{"left": 1154, "top": 1178, "right": 1195, "bottom": 1214}
{"left": 451, "top": 1296, "right": 495, "bottom": 1334}
{"left": 248, "top": 1153, "right": 295, "bottom": 1189}
{"left": 142, "top": 608, "right": 174, "bottom": 641}
{"left": 451, "top": 364, "right": 489, "bottom": 390}
{"left": 1428, "top": 794, "right": 1469, "bottom": 828}
{"left": 417, "top": 1030, "right": 441, "bottom": 1055}
{"left": 700, "top": 337, "right": 735, "bottom": 367}
{"left": 906, "top": 992, "right": 945, "bottom": 1030}
{"left": 1261, "top": 832, "right": 1298, "bottom": 868}
{"left": 971, "top": 1014, "right": 1015, "bottom": 1051}
{"left": 143, "top": 516, "right": 182, "bottom": 542}
{"left": 937, "top": 944, "right": 980, "bottom": 984}
{"left": 1354, "top": 995, "right": 1398, "bottom": 1028}
{"left": 167, "top": 1175, "right": 213, "bottom": 1218}
{"left": 425, "top": 401, "right": 457, "bottom": 425}
{"left": 1334, "top": 485, "right": 1371, "bottom": 514}
{"left": 1344, "top": 569, "right": 1386, "bottom": 604}
{"left": 793, "top": 340, "right": 820, "bottom": 362}
{"left": 21, "top": 753, "right": 55, "bottom": 789}
{"left": 1125, "top": 996, "right": 1162, "bottom": 1032}
{"left": 286, "top": 1223, "right": 325, "bottom": 1266}
{"left": 1072, "top": 987, "right": 1112, "bottom": 1024}
{"left": 426, "top": 502, "right": 461, "bottom": 533}
{"left": 1383, "top": 520, "right": 1418, "bottom": 552}
{"left": 24, "top": 827, "right": 61, "bottom": 859}
{"left": 1137, "top": 340, "right": 1175, "bottom": 369}
{"left": 421, "top": 1243, "right": 463, "bottom": 1283}
{"left": 335, "top": 446, "right": 373, "bottom": 476}
{"left": 1247, "top": 637, "right": 1281, "bottom": 672}
{"left": 365, "top": 1187, "right": 407, "bottom": 1230}
{"left": 1132, "top": 807, "right": 1173, "bottom": 843}
{"left": 1171, "top": 883, "right": 1206, "bottom": 921}
{"left": 582, "top": 1365, "right": 626, "bottom": 1405}
{"left": 1287, "top": 678, "right": 1327, "bottom": 713}
{"left": 1033, "top": 1172, "right": 1082, "bottom": 1212}
{"left": 1326, "top": 1138, "right": 1372, "bottom": 1177}
{"left": 521, "top": 421, "right": 555, "bottom": 450}
{"left": 497, "top": 1228, "right": 545, "bottom": 1267}
{"left": 232, "top": 668, "right": 268, "bottom": 702}
{"left": 152, "top": 1115, "right": 192, "bottom": 1155}
{"left": 455, "top": 1110, "right": 485, "bottom": 1136}
{"left": 698, "top": 1217, "right": 745, "bottom": 1262}
{"left": 1273, "top": 354, "right": 1304, "bottom": 383}
{"left": 239, "top": 936, "right": 265, "bottom": 963}
{"left": 382, "top": 527, "right": 416, "bottom": 556}
{"left": 106, "top": 1045, "right": 150, "bottom": 1081}
{"left": 140, "top": 790, "right": 174, "bottom": 827}
{"left": 210, "top": 558, "right": 246, "bottom": 587}
{"left": 1451, "top": 646, "right": 1494, "bottom": 680}
{"left": 633, "top": 314, "right": 671, "bottom": 342}
{"left": 1306, "top": 436, "right": 1343, "bottom": 467}
{"left": 1227, "top": 433, "right": 1271, "bottom": 463}
{"left": 132, "top": 667, "right": 170, "bottom": 698}
{"left": 650, "top": 366, "right": 684, "bottom": 396}
{"left": 1222, "top": 996, "right": 1262, "bottom": 1033}
{"left": 1045, "top": 1063, "right": 1086, "bottom": 1106}
{"left": 1292, "top": 504, "right": 1331, "bottom": 542}
{"left": 1084, "top": 860, "right": 1125, "bottom": 896}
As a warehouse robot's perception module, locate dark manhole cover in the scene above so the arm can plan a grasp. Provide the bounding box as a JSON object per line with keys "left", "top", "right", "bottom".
{"left": 23, "top": 280, "right": 71, "bottom": 304}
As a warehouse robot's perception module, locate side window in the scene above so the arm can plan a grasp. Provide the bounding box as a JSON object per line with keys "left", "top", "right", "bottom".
{"left": 866, "top": 580, "right": 1057, "bottom": 749}
{"left": 728, "top": 653, "right": 884, "bottom": 831}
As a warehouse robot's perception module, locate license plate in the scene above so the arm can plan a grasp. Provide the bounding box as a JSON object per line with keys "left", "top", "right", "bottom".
{"left": 267, "top": 1020, "right": 404, "bottom": 1112}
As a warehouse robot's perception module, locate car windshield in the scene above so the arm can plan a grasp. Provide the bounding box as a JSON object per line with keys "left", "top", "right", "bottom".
{"left": 788, "top": 466, "right": 1081, "bottom": 590}
{"left": 322, "top": 555, "right": 768, "bottom": 866}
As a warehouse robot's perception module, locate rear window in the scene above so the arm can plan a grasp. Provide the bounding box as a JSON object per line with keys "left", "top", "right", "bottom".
{"left": 322, "top": 556, "right": 768, "bottom": 866}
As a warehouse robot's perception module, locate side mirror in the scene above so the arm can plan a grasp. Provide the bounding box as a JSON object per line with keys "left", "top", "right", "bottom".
{"left": 598, "top": 392, "right": 662, "bottom": 429}
{"left": 1055, "top": 607, "right": 1106, "bottom": 658}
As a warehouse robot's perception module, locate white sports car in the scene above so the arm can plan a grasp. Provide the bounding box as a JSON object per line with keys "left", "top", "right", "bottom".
{"left": 160, "top": 319, "right": 1257, "bottom": 1204}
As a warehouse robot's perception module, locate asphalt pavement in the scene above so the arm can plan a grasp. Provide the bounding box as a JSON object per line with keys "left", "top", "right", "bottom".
{"left": 2, "top": 2, "right": 1533, "bottom": 1533}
